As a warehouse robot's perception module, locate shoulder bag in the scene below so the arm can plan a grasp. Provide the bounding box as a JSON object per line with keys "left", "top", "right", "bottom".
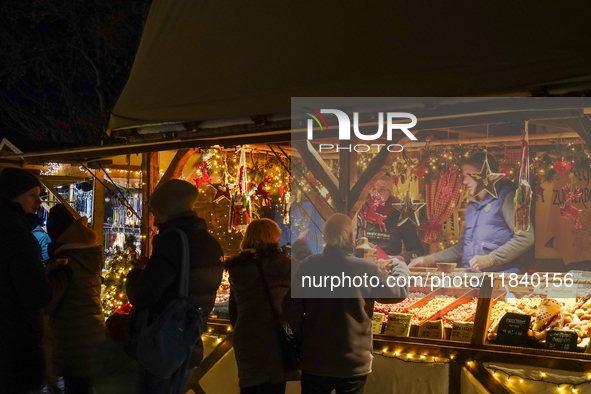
{"left": 136, "top": 227, "right": 204, "bottom": 379}
{"left": 253, "top": 253, "right": 301, "bottom": 370}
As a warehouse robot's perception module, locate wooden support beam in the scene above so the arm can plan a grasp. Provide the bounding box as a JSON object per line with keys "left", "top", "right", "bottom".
{"left": 141, "top": 152, "right": 159, "bottom": 257}
{"left": 347, "top": 131, "right": 419, "bottom": 218}
{"left": 403, "top": 131, "right": 580, "bottom": 148}
{"left": 465, "top": 361, "right": 511, "bottom": 394}
{"left": 91, "top": 169, "right": 105, "bottom": 235}
{"left": 39, "top": 180, "right": 81, "bottom": 220}
{"left": 563, "top": 116, "right": 591, "bottom": 147}
{"left": 471, "top": 276, "right": 493, "bottom": 346}
{"left": 189, "top": 336, "right": 234, "bottom": 392}
{"left": 448, "top": 361, "right": 462, "bottom": 394}
{"left": 347, "top": 148, "right": 398, "bottom": 218}
{"left": 293, "top": 141, "right": 340, "bottom": 207}
{"left": 159, "top": 148, "right": 197, "bottom": 185}
{"left": 339, "top": 148, "right": 351, "bottom": 215}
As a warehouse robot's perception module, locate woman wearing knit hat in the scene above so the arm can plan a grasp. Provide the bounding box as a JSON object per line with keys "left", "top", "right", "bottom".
{"left": 126, "top": 179, "right": 224, "bottom": 393}
{"left": 410, "top": 152, "right": 534, "bottom": 273}
{"left": 45, "top": 203, "right": 106, "bottom": 394}
{"left": 0, "top": 168, "right": 50, "bottom": 394}
{"left": 357, "top": 175, "right": 424, "bottom": 264}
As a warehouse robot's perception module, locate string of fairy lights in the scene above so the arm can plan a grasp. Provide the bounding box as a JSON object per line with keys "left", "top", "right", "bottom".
{"left": 376, "top": 348, "right": 591, "bottom": 393}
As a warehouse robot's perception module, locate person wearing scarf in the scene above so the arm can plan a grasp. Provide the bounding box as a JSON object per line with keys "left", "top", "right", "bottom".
{"left": 0, "top": 168, "right": 50, "bottom": 394}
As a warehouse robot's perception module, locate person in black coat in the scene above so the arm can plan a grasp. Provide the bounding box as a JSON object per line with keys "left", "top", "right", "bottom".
{"left": 126, "top": 179, "right": 224, "bottom": 394}
{"left": 0, "top": 168, "right": 50, "bottom": 394}
{"left": 357, "top": 175, "right": 424, "bottom": 263}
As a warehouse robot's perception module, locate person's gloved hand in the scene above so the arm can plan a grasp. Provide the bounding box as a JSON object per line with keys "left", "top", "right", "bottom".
{"left": 387, "top": 259, "right": 410, "bottom": 277}
{"left": 469, "top": 255, "right": 495, "bottom": 272}
{"left": 409, "top": 255, "right": 435, "bottom": 268}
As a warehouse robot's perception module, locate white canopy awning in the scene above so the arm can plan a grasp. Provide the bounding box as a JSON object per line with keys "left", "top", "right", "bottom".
{"left": 109, "top": 1, "right": 591, "bottom": 131}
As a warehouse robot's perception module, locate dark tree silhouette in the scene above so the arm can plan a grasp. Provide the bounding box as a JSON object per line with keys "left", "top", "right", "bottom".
{"left": 0, "top": 0, "right": 148, "bottom": 144}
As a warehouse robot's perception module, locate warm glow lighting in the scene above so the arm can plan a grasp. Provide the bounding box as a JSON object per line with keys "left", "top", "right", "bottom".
{"left": 407, "top": 354, "right": 412, "bottom": 358}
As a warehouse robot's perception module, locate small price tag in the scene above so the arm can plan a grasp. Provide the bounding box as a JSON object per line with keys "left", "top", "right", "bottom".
{"left": 547, "top": 286, "right": 577, "bottom": 309}
{"left": 496, "top": 312, "right": 531, "bottom": 347}
{"left": 450, "top": 322, "right": 474, "bottom": 342}
{"left": 372, "top": 313, "right": 385, "bottom": 334}
{"left": 385, "top": 313, "right": 412, "bottom": 337}
{"left": 545, "top": 330, "right": 578, "bottom": 352}
{"left": 418, "top": 320, "right": 444, "bottom": 340}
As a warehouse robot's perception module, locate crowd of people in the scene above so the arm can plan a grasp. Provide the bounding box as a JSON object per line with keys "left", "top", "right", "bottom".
{"left": 0, "top": 150, "right": 535, "bottom": 394}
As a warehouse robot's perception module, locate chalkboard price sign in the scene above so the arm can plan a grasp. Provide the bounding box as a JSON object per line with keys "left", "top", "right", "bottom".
{"left": 496, "top": 313, "right": 531, "bottom": 347}
{"left": 545, "top": 330, "right": 578, "bottom": 352}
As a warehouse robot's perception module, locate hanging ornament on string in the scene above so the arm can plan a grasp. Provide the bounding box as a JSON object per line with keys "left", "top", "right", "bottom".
{"left": 209, "top": 149, "right": 234, "bottom": 203}
{"left": 498, "top": 159, "right": 511, "bottom": 180}
{"left": 194, "top": 162, "right": 212, "bottom": 188}
{"left": 414, "top": 165, "right": 426, "bottom": 180}
{"left": 439, "top": 167, "right": 456, "bottom": 200}
{"left": 282, "top": 174, "right": 292, "bottom": 225}
{"left": 467, "top": 154, "right": 505, "bottom": 199}
{"left": 393, "top": 188, "right": 426, "bottom": 227}
{"left": 554, "top": 155, "right": 571, "bottom": 175}
{"left": 254, "top": 173, "right": 272, "bottom": 207}
{"left": 534, "top": 172, "right": 545, "bottom": 203}
{"left": 514, "top": 124, "right": 532, "bottom": 234}
{"left": 560, "top": 184, "right": 583, "bottom": 229}
{"left": 229, "top": 147, "right": 252, "bottom": 233}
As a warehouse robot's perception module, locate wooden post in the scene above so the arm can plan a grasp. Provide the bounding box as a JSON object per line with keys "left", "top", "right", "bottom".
{"left": 92, "top": 169, "right": 105, "bottom": 236}
{"left": 339, "top": 148, "right": 351, "bottom": 214}
{"left": 471, "top": 275, "right": 493, "bottom": 346}
{"left": 40, "top": 180, "right": 80, "bottom": 220}
{"left": 293, "top": 141, "right": 340, "bottom": 204}
{"left": 159, "top": 148, "right": 197, "bottom": 185}
{"left": 141, "top": 152, "right": 159, "bottom": 257}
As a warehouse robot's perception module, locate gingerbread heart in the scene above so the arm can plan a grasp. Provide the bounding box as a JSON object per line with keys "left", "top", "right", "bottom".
{"left": 414, "top": 166, "right": 426, "bottom": 179}
{"left": 554, "top": 156, "right": 571, "bottom": 175}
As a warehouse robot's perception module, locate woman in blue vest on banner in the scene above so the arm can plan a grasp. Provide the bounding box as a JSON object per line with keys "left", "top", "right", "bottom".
{"left": 410, "top": 152, "right": 534, "bottom": 273}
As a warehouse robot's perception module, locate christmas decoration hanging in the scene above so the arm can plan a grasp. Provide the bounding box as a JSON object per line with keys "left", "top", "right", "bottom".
{"left": 210, "top": 183, "right": 232, "bottom": 203}
{"left": 254, "top": 174, "right": 272, "bottom": 207}
{"left": 514, "top": 125, "right": 532, "bottom": 234}
{"left": 439, "top": 167, "right": 456, "bottom": 200}
{"left": 535, "top": 172, "right": 545, "bottom": 203}
{"left": 194, "top": 163, "right": 212, "bottom": 188}
{"left": 498, "top": 160, "right": 511, "bottom": 180}
{"left": 209, "top": 149, "right": 234, "bottom": 203}
{"left": 554, "top": 155, "right": 571, "bottom": 175}
{"left": 560, "top": 184, "right": 583, "bottom": 229}
{"left": 229, "top": 147, "right": 252, "bottom": 233}
{"left": 414, "top": 165, "right": 426, "bottom": 179}
{"left": 361, "top": 186, "right": 394, "bottom": 232}
{"left": 467, "top": 155, "right": 505, "bottom": 199}
{"left": 393, "top": 189, "right": 426, "bottom": 227}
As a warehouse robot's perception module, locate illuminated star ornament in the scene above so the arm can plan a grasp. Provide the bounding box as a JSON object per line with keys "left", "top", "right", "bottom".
{"left": 468, "top": 158, "right": 505, "bottom": 199}
{"left": 393, "top": 190, "right": 426, "bottom": 226}
{"left": 209, "top": 183, "right": 232, "bottom": 203}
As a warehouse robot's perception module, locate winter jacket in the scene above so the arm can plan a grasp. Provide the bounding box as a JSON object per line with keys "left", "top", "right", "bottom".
{"left": 0, "top": 200, "right": 50, "bottom": 393}
{"left": 357, "top": 209, "right": 424, "bottom": 263}
{"left": 32, "top": 225, "right": 51, "bottom": 263}
{"left": 126, "top": 211, "right": 224, "bottom": 366}
{"left": 49, "top": 218, "right": 106, "bottom": 378}
{"left": 432, "top": 184, "right": 534, "bottom": 273}
{"left": 284, "top": 244, "right": 409, "bottom": 379}
{"left": 226, "top": 245, "right": 293, "bottom": 388}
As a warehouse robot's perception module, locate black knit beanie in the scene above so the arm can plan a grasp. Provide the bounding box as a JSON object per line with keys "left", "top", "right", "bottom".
{"left": 47, "top": 203, "right": 76, "bottom": 240}
{"left": 0, "top": 168, "right": 42, "bottom": 202}
{"left": 462, "top": 152, "right": 499, "bottom": 172}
